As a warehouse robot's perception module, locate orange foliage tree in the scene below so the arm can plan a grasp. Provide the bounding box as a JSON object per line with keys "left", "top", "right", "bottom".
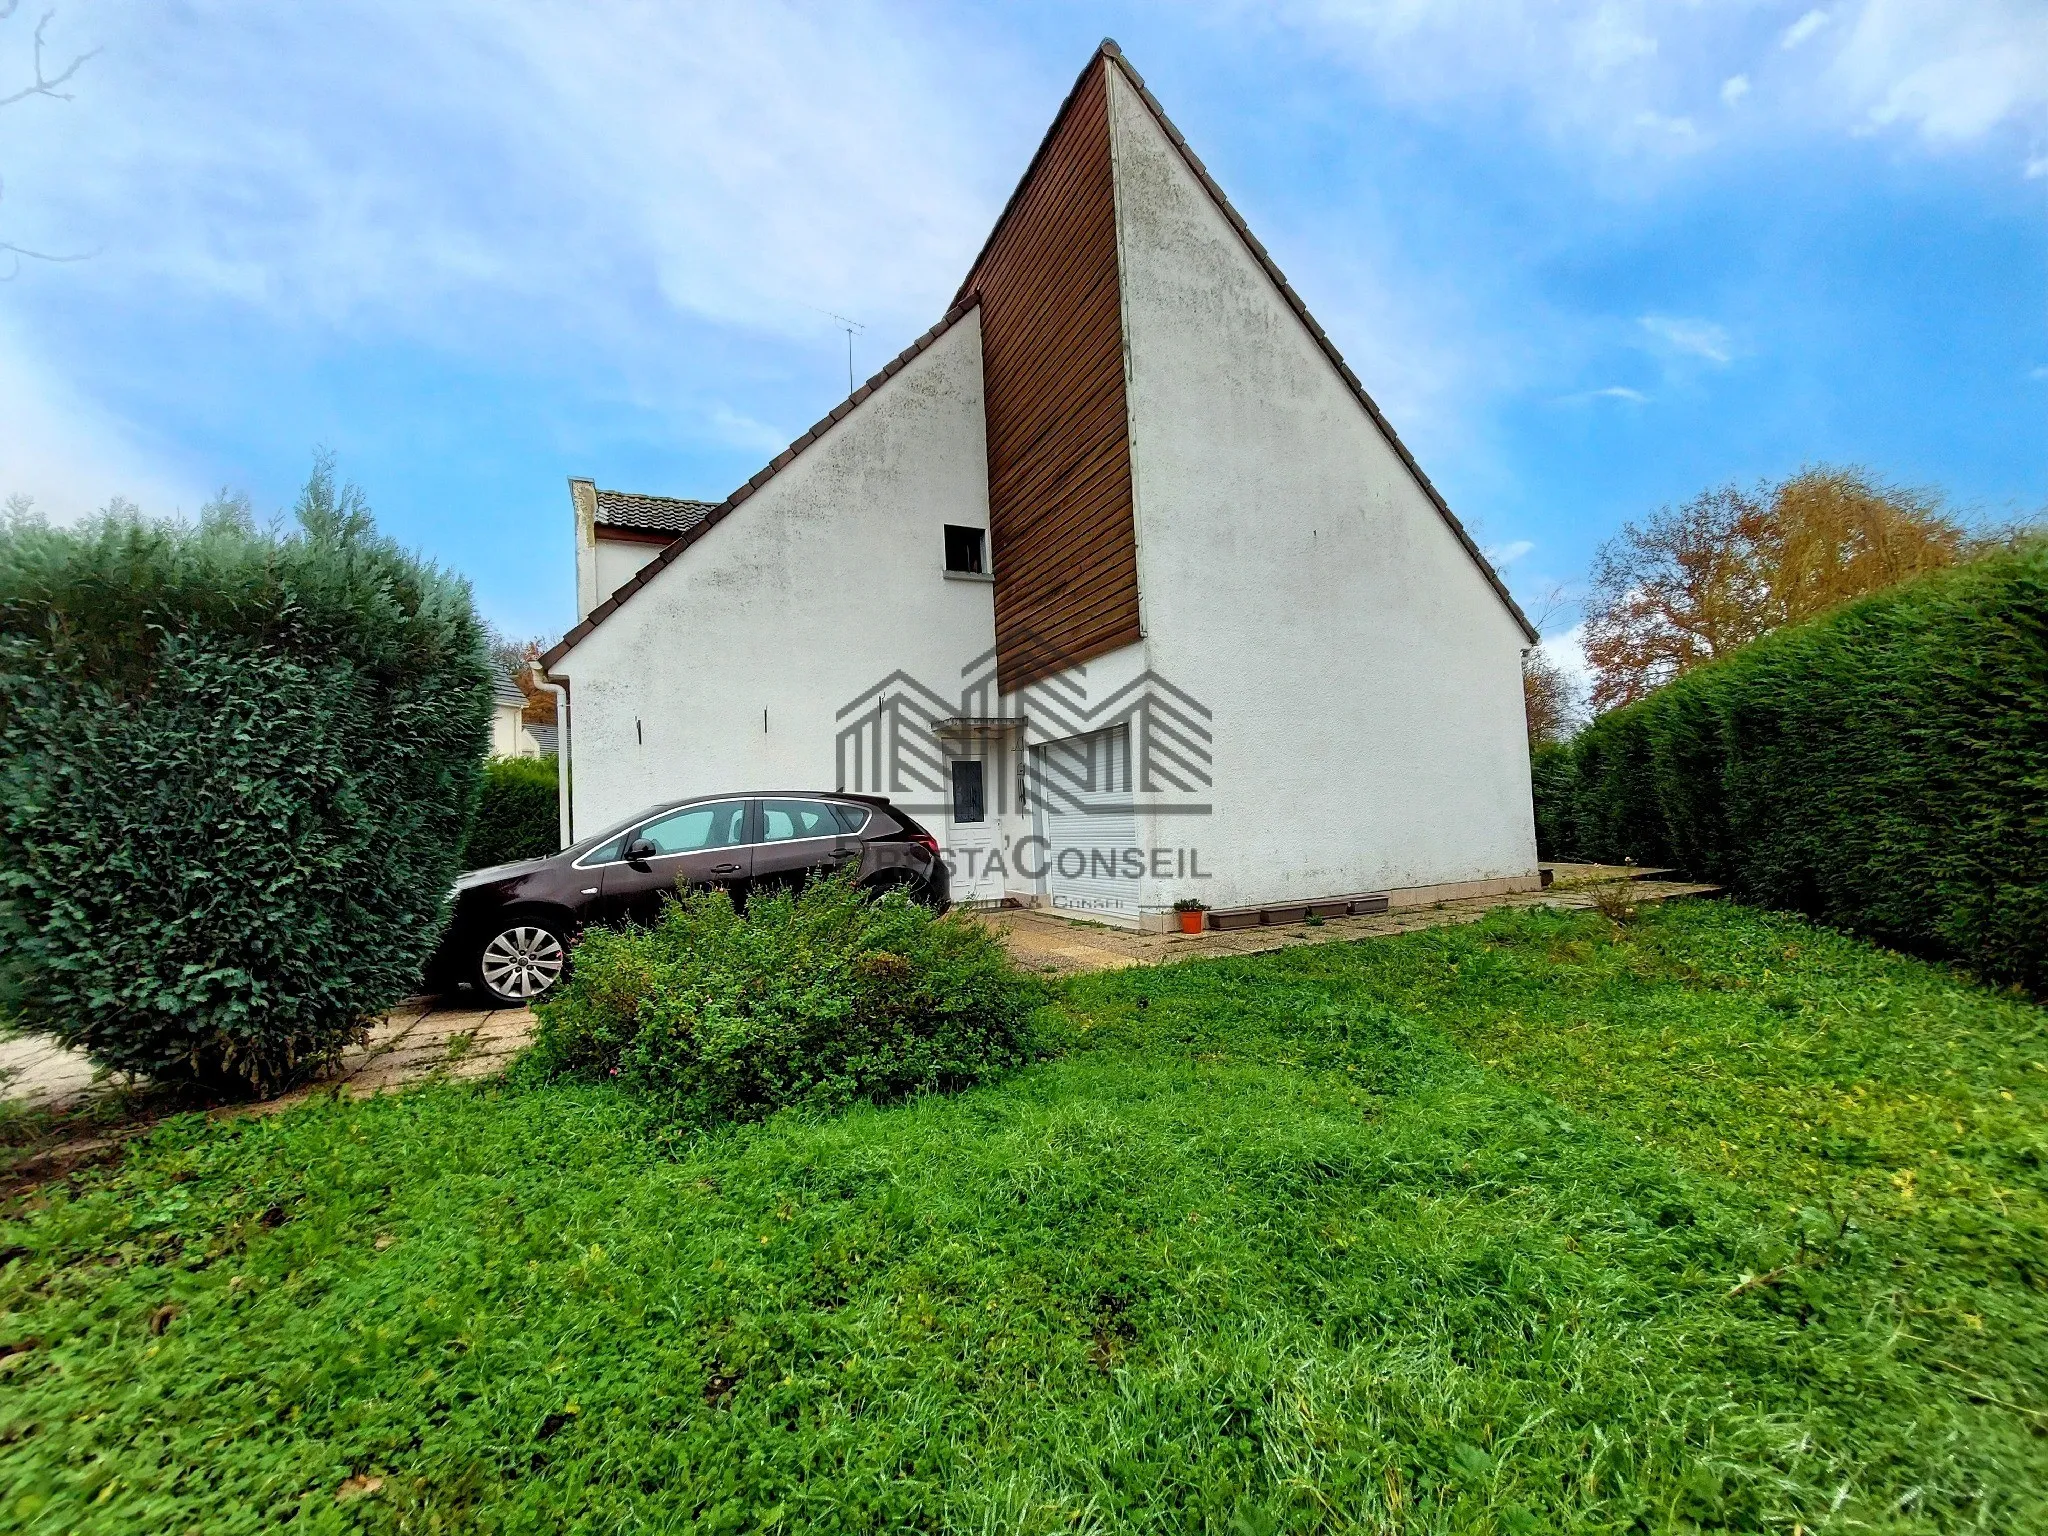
{"left": 1583, "top": 467, "right": 1981, "bottom": 711}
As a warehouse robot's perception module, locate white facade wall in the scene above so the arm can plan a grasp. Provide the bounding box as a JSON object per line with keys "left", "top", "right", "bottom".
{"left": 1103, "top": 68, "right": 1537, "bottom": 916}
{"left": 555, "top": 313, "right": 996, "bottom": 837}
{"left": 593, "top": 538, "right": 665, "bottom": 609}
{"left": 490, "top": 699, "right": 527, "bottom": 759}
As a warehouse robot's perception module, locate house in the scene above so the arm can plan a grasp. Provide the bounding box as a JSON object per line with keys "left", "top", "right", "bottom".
{"left": 489, "top": 658, "right": 560, "bottom": 760}
{"left": 489, "top": 672, "right": 530, "bottom": 759}
{"left": 541, "top": 40, "right": 1541, "bottom": 931}
{"left": 568, "top": 483, "right": 717, "bottom": 623}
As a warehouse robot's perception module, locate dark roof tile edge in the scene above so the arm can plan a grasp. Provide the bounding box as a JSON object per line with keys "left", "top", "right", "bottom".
{"left": 1103, "top": 51, "right": 1537, "bottom": 644}
{"left": 543, "top": 296, "right": 982, "bottom": 671}
{"left": 951, "top": 43, "right": 1119, "bottom": 306}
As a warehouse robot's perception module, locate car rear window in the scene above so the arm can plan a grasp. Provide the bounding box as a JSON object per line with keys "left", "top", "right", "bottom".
{"left": 761, "top": 799, "right": 867, "bottom": 841}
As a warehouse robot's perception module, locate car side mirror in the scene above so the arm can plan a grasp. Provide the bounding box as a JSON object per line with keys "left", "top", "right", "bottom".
{"left": 625, "top": 837, "right": 658, "bottom": 862}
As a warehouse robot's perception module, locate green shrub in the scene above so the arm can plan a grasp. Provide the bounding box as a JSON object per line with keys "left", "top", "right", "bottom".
{"left": 1543, "top": 543, "right": 2048, "bottom": 988}
{"left": 462, "top": 754, "right": 559, "bottom": 870}
{"left": 529, "top": 875, "right": 1040, "bottom": 1125}
{"left": 0, "top": 464, "right": 491, "bottom": 1094}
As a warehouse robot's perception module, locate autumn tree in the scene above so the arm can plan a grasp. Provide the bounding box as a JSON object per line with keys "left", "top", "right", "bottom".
{"left": 1583, "top": 466, "right": 1985, "bottom": 711}
{"left": 1522, "top": 645, "right": 1581, "bottom": 747}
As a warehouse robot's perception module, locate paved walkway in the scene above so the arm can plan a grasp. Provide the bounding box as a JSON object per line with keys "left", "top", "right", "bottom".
{"left": 989, "top": 865, "right": 1715, "bottom": 974}
{"left": 2, "top": 864, "right": 1712, "bottom": 1119}
{"left": 0, "top": 999, "right": 539, "bottom": 1120}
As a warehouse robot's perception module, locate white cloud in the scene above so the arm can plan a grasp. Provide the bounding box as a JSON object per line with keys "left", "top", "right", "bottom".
{"left": 1485, "top": 538, "right": 1535, "bottom": 567}
{"left": 1781, "top": 9, "right": 1831, "bottom": 51}
{"left": 0, "top": 317, "right": 199, "bottom": 522}
{"left": 1261, "top": 1, "right": 2048, "bottom": 168}
{"left": 1557, "top": 384, "right": 1650, "bottom": 405}
{"left": 1825, "top": 0, "right": 2048, "bottom": 145}
{"left": 2, "top": 1, "right": 1023, "bottom": 345}
{"left": 1639, "top": 314, "right": 1734, "bottom": 365}
{"left": 1537, "top": 622, "right": 1592, "bottom": 700}
{"left": 1632, "top": 109, "right": 1702, "bottom": 147}
{"left": 708, "top": 406, "right": 792, "bottom": 457}
{"left": 2028, "top": 153, "right": 2048, "bottom": 178}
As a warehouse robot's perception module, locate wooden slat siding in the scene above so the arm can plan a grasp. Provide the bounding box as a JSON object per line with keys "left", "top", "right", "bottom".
{"left": 961, "top": 56, "right": 1142, "bottom": 694}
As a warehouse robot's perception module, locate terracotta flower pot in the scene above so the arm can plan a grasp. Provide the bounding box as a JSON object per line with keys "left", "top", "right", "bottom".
{"left": 1178, "top": 910, "right": 1205, "bottom": 934}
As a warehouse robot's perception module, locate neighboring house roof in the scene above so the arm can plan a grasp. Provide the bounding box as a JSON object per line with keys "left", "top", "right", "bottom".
{"left": 544, "top": 299, "right": 980, "bottom": 670}
{"left": 593, "top": 489, "right": 717, "bottom": 537}
{"left": 492, "top": 673, "right": 526, "bottom": 708}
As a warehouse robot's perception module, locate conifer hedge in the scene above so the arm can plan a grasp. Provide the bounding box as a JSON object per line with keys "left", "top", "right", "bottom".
{"left": 0, "top": 466, "right": 492, "bottom": 1093}
{"left": 1534, "top": 544, "right": 2048, "bottom": 989}
{"left": 460, "top": 754, "right": 560, "bottom": 871}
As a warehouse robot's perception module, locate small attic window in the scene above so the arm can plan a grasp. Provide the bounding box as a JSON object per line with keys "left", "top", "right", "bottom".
{"left": 944, "top": 525, "right": 987, "bottom": 575}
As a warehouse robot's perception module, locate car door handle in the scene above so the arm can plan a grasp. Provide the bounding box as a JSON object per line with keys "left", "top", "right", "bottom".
{"left": 710, "top": 863, "right": 741, "bottom": 875}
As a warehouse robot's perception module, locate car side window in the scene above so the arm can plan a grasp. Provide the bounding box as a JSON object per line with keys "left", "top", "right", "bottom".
{"left": 583, "top": 835, "right": 626, "bottom": 864}
{"left": 830, "top": 803, "right": 871, "bottom": 835}
{"left": 637, "top": 801, "right": 748, "bottom": 855}
{"left": 760, "top": 798, "right": 855, "bottom": 842}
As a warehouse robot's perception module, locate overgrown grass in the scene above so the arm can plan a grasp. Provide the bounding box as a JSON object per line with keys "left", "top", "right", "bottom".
{"left": 3, "top": 902, "right": 2044, "bottom": 1532}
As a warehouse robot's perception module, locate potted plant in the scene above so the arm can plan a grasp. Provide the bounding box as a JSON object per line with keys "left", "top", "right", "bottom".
{"left": 1172, "top": 898, "right": 1207, "bottom": 935}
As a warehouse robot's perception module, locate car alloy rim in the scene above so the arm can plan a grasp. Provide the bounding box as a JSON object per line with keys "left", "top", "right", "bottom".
{"left": 480, "top": 926, "right": 566, "bottom": 1000}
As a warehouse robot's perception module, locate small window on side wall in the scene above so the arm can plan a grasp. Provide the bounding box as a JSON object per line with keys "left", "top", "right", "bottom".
{"left": 944, "top": 525, "right": 987, "bottom": 575}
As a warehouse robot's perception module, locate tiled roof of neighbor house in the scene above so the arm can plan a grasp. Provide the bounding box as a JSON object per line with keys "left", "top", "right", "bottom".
{"left": 492, "top": 672, "right": 526, "bottom": 707}
{"left": 593, "top": 489, "right": 718, "bottom": 536}
{"left": 544, "top": 298, "right": 980, "bottom": 669}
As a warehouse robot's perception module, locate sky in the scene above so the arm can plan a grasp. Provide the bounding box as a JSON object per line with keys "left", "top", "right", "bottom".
{"left": 1, "top": 1, "right": 2043, "bottom": 675}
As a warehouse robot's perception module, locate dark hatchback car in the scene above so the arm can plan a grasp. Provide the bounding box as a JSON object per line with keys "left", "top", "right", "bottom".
{"left": 431, "top": 792, "right": 949, "bottom": 1005}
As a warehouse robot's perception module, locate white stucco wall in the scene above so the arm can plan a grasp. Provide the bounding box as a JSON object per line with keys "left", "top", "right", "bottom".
{"left": 1105, "top": 68, "right": 1537, "bottom": 915}
{"left": 490, "top": 699, "right": 527, "bottom": 759}
{"left": 553, "top": 312, "right": 997, "bottom": 836}
{"left": 593, "top": 538, "right": 665, "bottom": 606}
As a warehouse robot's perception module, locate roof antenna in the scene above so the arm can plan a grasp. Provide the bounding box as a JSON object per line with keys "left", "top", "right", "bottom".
{"left": 807, "top": 305, "right": 866, "bottom": 394}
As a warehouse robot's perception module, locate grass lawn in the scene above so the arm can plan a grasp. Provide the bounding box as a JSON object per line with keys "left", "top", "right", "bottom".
{"left": 3, "top": 901, "right": 2046, "bottom": 1533}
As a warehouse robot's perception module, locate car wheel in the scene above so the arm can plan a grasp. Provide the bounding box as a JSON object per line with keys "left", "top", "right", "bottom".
{"left": 474, "top": 919, "right": 569, "bottom": 1006}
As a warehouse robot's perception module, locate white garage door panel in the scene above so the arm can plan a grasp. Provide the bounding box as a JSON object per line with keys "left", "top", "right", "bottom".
{"left": 1036, "top": 727, "right": 1140, "bottom": 924}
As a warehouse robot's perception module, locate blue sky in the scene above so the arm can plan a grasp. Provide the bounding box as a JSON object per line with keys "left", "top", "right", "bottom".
{"left": 2, "top": 1, "right": 2043, "bottom": 672}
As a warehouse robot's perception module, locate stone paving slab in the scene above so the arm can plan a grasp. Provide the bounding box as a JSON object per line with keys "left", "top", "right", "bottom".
{"left": 3, "top": 867, "right": 1715, "bottom": 1119}
{"left": 990, "top": 871, "right": 1717, "bottom": 976}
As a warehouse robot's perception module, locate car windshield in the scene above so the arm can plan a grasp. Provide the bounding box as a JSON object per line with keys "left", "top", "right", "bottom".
{"left": 566, "top": 804, "right": 686, "bottom": 862}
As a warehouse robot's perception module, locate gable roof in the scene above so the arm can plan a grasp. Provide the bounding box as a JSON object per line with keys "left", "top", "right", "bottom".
{"left": 543, "top": 298, "right": 979, "bottom": 670}
{"left": 1091, "top": 41, "right": 1537, "bottom": 645}
{"left": 594, "top": 489, "right": 717, "bottom": 537}
{"left": 546, "top": 40, "right": 1537, "bottom": 671}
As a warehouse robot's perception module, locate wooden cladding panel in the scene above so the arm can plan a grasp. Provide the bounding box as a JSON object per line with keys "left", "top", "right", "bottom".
{"left": 963, "top": 59, "right": 1140, "bottom": 693}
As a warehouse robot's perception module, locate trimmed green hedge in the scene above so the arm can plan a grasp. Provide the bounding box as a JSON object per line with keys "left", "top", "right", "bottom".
{"left": 0, "top": 475, "right": 491, "bottom": 1094}
{"left": 1534, "top": 544, "right": 2047, "bottom": 988}
{"left": 461, "top": 754, "right": 559, "bottom": 871}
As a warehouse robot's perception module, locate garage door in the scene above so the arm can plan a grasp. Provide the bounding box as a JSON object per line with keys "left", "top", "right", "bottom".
{"left": 1035, "top": 727, "right": 1139, "bottom": 924}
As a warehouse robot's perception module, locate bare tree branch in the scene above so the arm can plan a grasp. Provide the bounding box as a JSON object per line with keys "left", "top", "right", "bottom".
{"left": 0, "top": 8, "right": 99, "bottom": 108}
{"left": 0, "top": 172, "right": 95, "bottom": 275}
{"left": 1, "top": 7, "right": 99, "bottom": 273}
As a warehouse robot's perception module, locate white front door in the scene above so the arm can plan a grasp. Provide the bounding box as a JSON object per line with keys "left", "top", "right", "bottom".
{"left": 1035, "top": 726, "right": 1140, "bottom": 925}
{"left": 943, "top": 754, "right": 1004, "bottom": 906}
